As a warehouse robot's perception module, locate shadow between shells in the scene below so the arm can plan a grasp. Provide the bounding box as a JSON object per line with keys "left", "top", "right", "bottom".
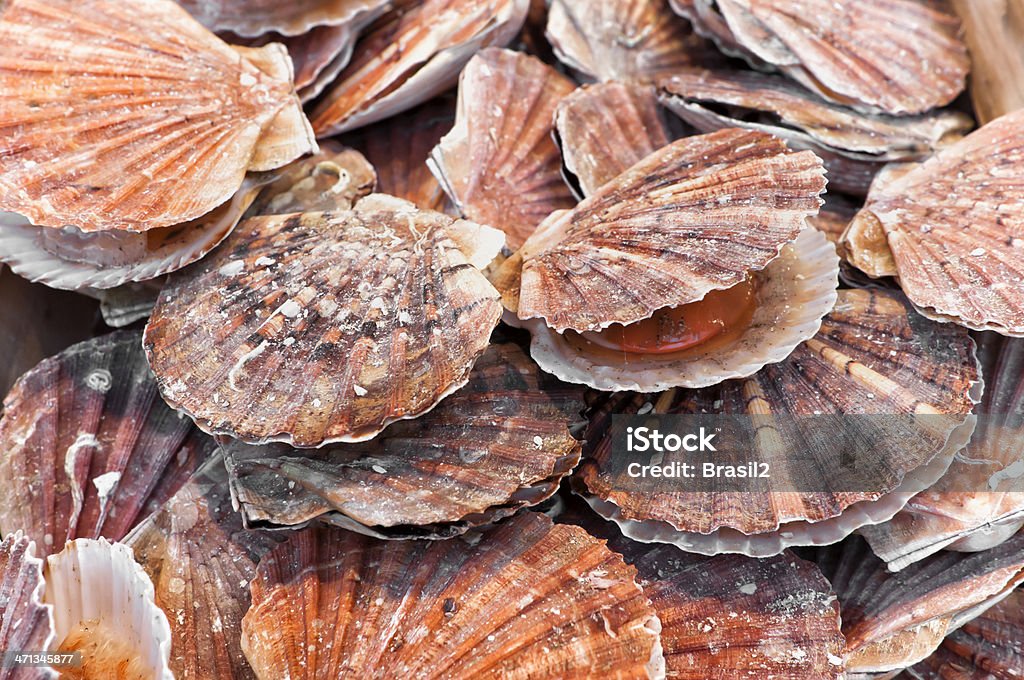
{"left": 0, "top": 0, "right": 1023, "bottom": 678}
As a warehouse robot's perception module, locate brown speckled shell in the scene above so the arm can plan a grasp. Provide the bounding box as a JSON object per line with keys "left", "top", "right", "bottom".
{"left": 221, "top": 336, "right": 584, "bottom": 537}
{"left": 310, "top": 0, "right": 530, "bottom": 136}
{"left": 852, "top": 110, "right": 1024, "bottom": 336}
{"left": 0, "top": 533, "right": 55, "bottom": 676}
{"left": 807, "top": 533, "right": 1024, "bottom": 677}
{"left": 144, "top": 194, "right": 504, "bottom": 447}
{"left": 241, "top": 513, "right": 664, "bottom": 679}
{"left": 429, "top": 47, "right": 576, "bottom": 251}
{"left": 516, "top": 128, "right": 826, "bottom": 333}
{"left": 545, "top": 0, "right": 722, "bottom": 82}
{"left": 0, "top": 331, "right": 217, "bottom": 558}
{"left": 0, "top": 0, "right": 312, "bottom": 232}
{"left": 247, "top": 142, "right": 377, "bottom": 216}
{"left": 125, "top": 455, "right": 281, "bottom": 680}
{"left": 577, "top": 288, "right": 979, "bottom": 542}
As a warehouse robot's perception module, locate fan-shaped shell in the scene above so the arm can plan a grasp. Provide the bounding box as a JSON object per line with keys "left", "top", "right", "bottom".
{"left": 429, "top": 47, "right": 576, "bottom": 251}
{"left": 144, "top": 194, "right": 504, "bottom": 446}
{"left": 125, "top": 455, "right": 281, "bottom": 680}
{"left": 903, "top": 587, "right": 1024, "bottom": 680}
{"left": 178, "top": 0, "right": 389, "bottom": 37}
{"left": 545, "top": 0, "right": 722, "bottom": 82}
{"left": 221, "top": 336, "right": 584, "bottom": 537}
{"left": 0, "top": 332, "right": 217, "bottom": 559}
{"left": 851, "top": 110, "right": 1024, "bottom": 336}
{"left": 808, "top": 533, "right": 1024, "bottom": 677}
{"left": 671, "top": 0, "right": 969, "bottom": 115}
{"left": 862, "top": 333, "right": 1024, "bottom": 571}
{"left": 0, "top": 533, "right": 56, "bottom": 677}
{"left": 241, "top": 513, "right": 664, "bottom": 678}
{"left": 555, "top": 83, "right": 672, "bottom": 198}
{"left": 0, "top": 0, "right": 314, "bottom": 233}
{"left": 310, "top": 0, "right": 530, "bottom": 136}
{"left": 247, "top": 142, "right": 377, "bottom": 216}
{"left": 515, "top": 128, "right": 827, "bottom": 333}
{"left": 0, "top": 176, "right": 267, "bottom": 291}
{"left": 576, "top": 288, "right": 980, "bottom": 554}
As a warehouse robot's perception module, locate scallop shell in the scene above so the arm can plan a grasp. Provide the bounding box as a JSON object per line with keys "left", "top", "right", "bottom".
{"left": 807, "top": 533, "right": 1024, "bottom": 677}
{"left": 179, "top": 0, "right": 389, "bottom": 37}
{"left": 125, "top": 454, "right": 281, "bottom": 680}
{"left": 221, "top": 335, "right": 584, "bottom": 537}
{"left": 545, "top": 0, "right": 723, "bottom": 82}
{"left": 0, "top": 176, "right": 267, "bottom": 291}
{"left": 526, "top": 227, "right": 839, "bottom": 391}
{"left": 310, "top": 0, "right": 530, "bottom": 136}
{"left": 347, "top": 97, "right": 456, "bottom": 213}
{"left": 671, "top": 0, "right": 969, "bottom": 115}
{"left": 903, "top": 587, "right": 1024, "bottom": 680}
{"left": 45, "top": 538, "right": 173, "bottom": 680}
{"left": 555, "top": 83, "right": 672, "bottom": 198}
{"left": 576, "top": 288, "right": 980, "bottom": 555}
{"left": 0, "top": 331, "right": 217, "bottom": 558}
{"left": 144, "top": 194, "right": 505, "bottom": 447}
{"left": 241, "top": 513, "right": 664, "bottom": 678}
{"left": 0, "top": 0, "right": 314, "bottom": 233}
{"left": 91, "top": 280, "right": 165, "bottom": 329}
{"left": 515, "top": 128, "right": 827, "bottom": 334}
{"left": 861, "top": 333, "right": 1024, "bottom": 571}
{"left": 0, "top": 533, "right": 56, "bottom": 676}
{"left": 659, "top": 69, "right": 972, "bottom": 196}
{"left": 428, "top": 47, "right": 576, "bottom": 251}
{"left": 850, "top": 110, "right": 1024, "bottom": 336}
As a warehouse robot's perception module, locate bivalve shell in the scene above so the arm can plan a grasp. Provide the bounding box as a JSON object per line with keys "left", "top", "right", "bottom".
{"left": 0, "top": 533, "right": 56, "bottom": 679}
{"left": 178, "top": 0, "right": 390, "bottom": 37}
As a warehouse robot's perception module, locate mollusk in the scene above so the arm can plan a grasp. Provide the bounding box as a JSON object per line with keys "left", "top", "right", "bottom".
{"left": 0, "top": 533, "right": 55, "bottom": 678}
{"left": 178, "top": 0, "right": 390, "bottom": 38}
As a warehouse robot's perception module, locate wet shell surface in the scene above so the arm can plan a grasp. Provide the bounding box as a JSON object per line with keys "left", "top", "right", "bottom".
{"left": 0, "top": 0, "right": 314, "bottom": 232}
{"left": 670, "top": 0, "right": 969, "bottom": 115}
{"left": 555, "top": 82, "right": 673, "bottom": 198}
{"left": 515, "top": 128, "right": 827, "bottom": 334}
{"left": 0, "top": 331, "right": 217, "bottom": 558}
{"left": 0, "top": 176, "right": 266, "bottom": 291}
{"left": 240, "top": 512, "right": 664, "bottom": 679}
{"left": 45, "top": 538, "right": 173, "bottom": 680}
{"left": 125, "top": 455, "right": 281, "bottom": 680}
{"left": 144, "top": 194, "right": 505, "bottom": 446}
{"left": 808, "top": 533, "right": 1024, "bottom": 677}
{"left": 851, "top": 109, "right": 1024, "bottom": 336}
{"left": 0, "top": 533, "right": 56, "bottom": 676}
{"left": 221, "top": 336, "right": 584, "bottom": 537}
{"left": 903, "top": 587, "right": 1024, "bottom": 680}
{"left": 545, "top": 0, "right": 722, "bottom": 82}
{"left": 576, "top": 288, "right": 980, "bottom": 554}
{"left": 178, "top": 0, "right": 390, "bottom": 37}
{"left": 429, "top": 47, "right": 576, "bottom": 251}
{"left": 861, "top": 333, "right": 1024, "bottom": 571}
{"left": 309, "top": 0, "right": 529, "bottom": 135}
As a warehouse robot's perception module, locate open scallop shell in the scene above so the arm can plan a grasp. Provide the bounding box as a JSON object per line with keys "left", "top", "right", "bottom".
{"left": 0, "top": 0, "right": 314, "bottom": 233}
{"left": 1, "top": 533, "right": 56, "bottom": 676}
{"left": 850, "top": 110, "right": 1024, "bottom": 336}
{"left": 429, "top": 47, "right": 576, "bottom": 251}
{"left": 144, "top": 194, "right": 504, "bottom": 447}
{"left": 221, "top": 335, "right": 584, "bottom": 537}
{"left": 0, "top": 175, "right": 267, "bottom": 291}
{"left": 659, "top": 69, "right": 972, "bottom": 196}
{"left": 241, "top": 512, "right": 664, "bottom": 678}
{"left": 670, "top": 0, "right": 968, "bottom": 115}
{"left": 247, "top": 142, "right": 377, "bottom": 216}
{"left": 347, "top": 97, "right": 456, "bottom": 213}
{"left": 807, "top": 533, "right": 1024, "bottom": 678}
{"left": 527, "top": 227, "right": 839, "bottom": 391}
{"left": 310, "top": 0, "right": 529, "bottom": 135}
{"left": 545, "top": 0, "right": 722, "bottom": 82}
{"left": 45, "top": 538, "right": 173, "bottom": 680}
{"left": 125, "top": 454, "right": 281, "bottom": 680}
{"left": 179, "top": 0, "right": 389, "bottom": 37}
{"left": 0, "top": 331, "right": 217, "bottom": 558}
{"left": 514, "top": 128, "right": 827, "bottom": 334}
{"left": 555, "top": 82, "right": 673, "bottom": 198}
{"left": 576, "top": 288, "right": 980, "bottom": 555}
{"left": 861, "top": 333, "right": 1024, "bottom": 571}
{"left": 903, "top": 587, "right": 1024, "bottom": 680}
